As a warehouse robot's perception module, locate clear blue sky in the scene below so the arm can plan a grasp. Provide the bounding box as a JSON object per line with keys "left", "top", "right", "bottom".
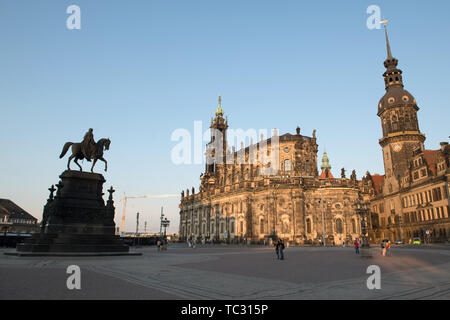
{"left": 1, "top": 0, "right": 449, "bottom": 233}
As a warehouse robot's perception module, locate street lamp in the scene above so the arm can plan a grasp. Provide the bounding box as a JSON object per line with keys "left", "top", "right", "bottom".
{"left": 135, "top": 212, "right": 140, "bottom": 246}
{"left": 317, "top": 189, "right": 326, "bottom": 247}
{"left": 161, "top": 217, "right": 170, "bottom": 238}
{"left": 355, "top": 193, "right": 371, "bottom": 258}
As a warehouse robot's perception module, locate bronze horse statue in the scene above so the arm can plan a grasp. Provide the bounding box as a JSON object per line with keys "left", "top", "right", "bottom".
{"left": 59, "top": 138, "right": 111, "bottom": 173}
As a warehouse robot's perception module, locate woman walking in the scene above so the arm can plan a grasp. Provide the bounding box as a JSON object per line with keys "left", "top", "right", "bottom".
{"left": 354, "top": 238, "right": 360, "bottom": 254}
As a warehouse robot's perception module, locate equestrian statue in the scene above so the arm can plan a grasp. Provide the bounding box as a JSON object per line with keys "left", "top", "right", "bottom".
{"left": 59, "top": 128, "right": 111, "bottom": 173}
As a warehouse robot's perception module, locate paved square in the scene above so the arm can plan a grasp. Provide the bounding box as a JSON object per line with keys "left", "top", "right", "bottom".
{"left": 1, "top": 245, "right": 449, "bottom": 300}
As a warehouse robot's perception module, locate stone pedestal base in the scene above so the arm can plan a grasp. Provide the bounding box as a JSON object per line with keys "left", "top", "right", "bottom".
{"left": 14, "top": 170, "right": 138, "bottom": 256}
{"left": 361, "top": 246, "right": 372, "bottom": 258}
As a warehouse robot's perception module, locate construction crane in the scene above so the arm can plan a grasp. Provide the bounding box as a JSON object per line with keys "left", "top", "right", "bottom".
{"left": 120, "top": 193, "right": 178, "bottom": 234}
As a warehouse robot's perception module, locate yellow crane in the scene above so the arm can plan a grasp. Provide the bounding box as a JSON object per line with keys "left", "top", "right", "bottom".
{"left": 120, "top": 193, "right": 178, "bottom": 234}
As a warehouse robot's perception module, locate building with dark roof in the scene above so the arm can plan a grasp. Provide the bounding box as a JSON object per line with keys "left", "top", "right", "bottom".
{"left": 368, "top": 23, "right": 450, "bottom": 243}
{"left": 0, "top": 199, "right": 39, "bottom": 233}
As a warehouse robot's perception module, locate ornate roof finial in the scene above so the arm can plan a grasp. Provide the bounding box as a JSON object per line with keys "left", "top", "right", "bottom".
{"left": 48, "top": 185, "right": 56, "bottom": 201}
{"left": 215, "top": 93, "right": 224, "bottom": 117}
{"left": 321, "top": 151, "right": 331, "bottom": 171}
{"left": 108, "top": 186, "right": 115, "bottom": 201}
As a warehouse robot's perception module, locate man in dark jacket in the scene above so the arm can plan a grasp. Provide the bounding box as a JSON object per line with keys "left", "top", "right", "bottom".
{"left": 279, "top": 240, "right": 285, "bottom": 260}
{"left": 275, "top": 240, "right": 280, "bottom": 259}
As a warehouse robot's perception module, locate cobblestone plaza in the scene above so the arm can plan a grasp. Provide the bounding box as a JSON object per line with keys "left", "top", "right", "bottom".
{"left": 1, "top": 244, "right": 449, "bottom": 300}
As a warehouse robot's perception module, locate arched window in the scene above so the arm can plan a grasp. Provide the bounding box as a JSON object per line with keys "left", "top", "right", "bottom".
{"left": 306, "top": 218, "right": 311, "bottom": 234}
{"left": 335, "top": 218, "right": 343, "bottom": 234}
{"left": 284, "top": 159, "right": 292, "bottom": 171}
{"left": 393, "top": 122, "right": 398, "bottom": 131}
{"left": 352, "top": 219, "right": 356, "bottom": 233}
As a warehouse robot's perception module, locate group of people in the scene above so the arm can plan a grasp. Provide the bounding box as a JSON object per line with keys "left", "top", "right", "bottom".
{"left": 381, "top": 240, "right": 391, "bottom": 256}
{"left": 187, "top": 237, "right": 197, "bottom": 249}
{"left": 353, "top": 238, "right": 392, "bottom": 256}
{"left": 274, "top": 239, "right": 285, "bottom": 260}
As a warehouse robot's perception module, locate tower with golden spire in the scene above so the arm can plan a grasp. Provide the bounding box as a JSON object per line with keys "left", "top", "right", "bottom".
{"left": 206, "top": 94, "right": 229, "bottom": 175}
{"left": 377, "top": 20, "right": 426, "bottom": 194}
{"left": 319, "top": 151, "right": 334, "bottom": 179}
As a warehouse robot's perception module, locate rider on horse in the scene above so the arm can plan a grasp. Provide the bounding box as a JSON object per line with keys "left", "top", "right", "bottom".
{"left": 81, "top": 128, "right": 96, "bottom": 161}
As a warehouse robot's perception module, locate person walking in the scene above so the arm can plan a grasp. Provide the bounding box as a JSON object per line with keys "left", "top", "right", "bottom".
{"left": 381, "top": 240, "right": 386, "bottom": 256}
{"left": 386, "top": 241, "right": 391, "bottom": 257}
{"left": 156, "top": 238, "right": 161, "bottom": 252}
{"left": 342, "top": 239, "right": 345, "bottom": 248}
{"left": 275, "top": 240, "right": 280, "bottom": 259}
{"left": 354, "top": 238, "right": 360, "bottom": 254}
{"left": 279, "top": 240, "right": 285, "bottom": 260}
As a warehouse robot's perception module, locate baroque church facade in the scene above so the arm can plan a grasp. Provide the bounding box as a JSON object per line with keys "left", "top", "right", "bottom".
{"left": 178, "top": 26, "right": 450, "bottom": 245}
{"left": 179, "top": 97, "right": 374, "bottom": 245}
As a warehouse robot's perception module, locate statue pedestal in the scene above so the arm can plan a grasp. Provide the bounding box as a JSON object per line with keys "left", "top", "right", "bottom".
{"left": 12, "top": 170, "right": 139, "bottom": 256}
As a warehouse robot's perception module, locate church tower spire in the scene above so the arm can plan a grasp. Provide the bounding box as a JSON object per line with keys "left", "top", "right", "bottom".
{"left": 206, "top": 94, "right": 229, "bottom": 176}
{"left": 383, "top": 20, "right": 393, "bottom": 59}
{"left": 215, "top": 94, "right": 224, "bottom": 117}
{"left": 319, "top": 151, "right": 334, "bottom": 179}
{"left": 377, "top": 21, "right": 425, "bottom": 195}
{"left": 381, "top": 20, "right": 404, "bottom": 91}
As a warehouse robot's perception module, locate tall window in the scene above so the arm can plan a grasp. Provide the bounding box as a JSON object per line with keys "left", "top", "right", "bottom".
{"left": 352, "top": 219, "right": 356, "bottom": 233}
{"left": 284, "top": 159, "right": 292, "bottom": 171}
{"left": 260, "top": 219, "right": 265, "bottom": 234}
{"left": 306, "top": 218, "right": 311, "bottom": 234}
{"left": 335, "top": 218, "right": 343, "bottom": 234}
{"left": 393, "top": 122, "right": 398, "bottom": 131}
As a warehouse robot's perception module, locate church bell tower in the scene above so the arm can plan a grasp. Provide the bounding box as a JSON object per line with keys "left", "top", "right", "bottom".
{"left": 205, "top": 95, "right": 228, "bottom": 175}
{"left": 377, "top": 21, "right": 426, "bottom": 194}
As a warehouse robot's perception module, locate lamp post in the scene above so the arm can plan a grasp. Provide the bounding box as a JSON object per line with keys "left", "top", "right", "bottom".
{"left": 159, "top": 207, "right": 164, "bottom": 236}
{"left": 135, "top": 212, "right": 140, "bottom": 246}
{"left": 318, "top": 188, "right": 326, "bottom": 247}
{"left": 161, "top": 217, "right": 170, "bottom": 238}
{"left": 355, "top": 193, "right": 371, "bottom": 258}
